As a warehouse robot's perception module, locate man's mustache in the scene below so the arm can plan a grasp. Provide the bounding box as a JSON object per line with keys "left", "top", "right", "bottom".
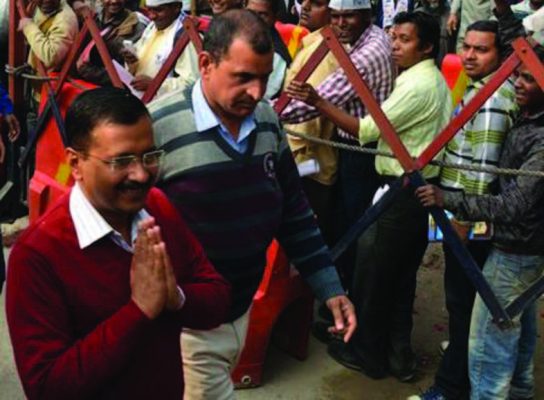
{"left": 117, "top": 180, "right": 153, "bottom": 191}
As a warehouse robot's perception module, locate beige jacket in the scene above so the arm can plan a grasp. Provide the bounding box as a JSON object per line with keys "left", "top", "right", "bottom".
{"left": 23, "top": 3, "right": 78, "bottom": 71}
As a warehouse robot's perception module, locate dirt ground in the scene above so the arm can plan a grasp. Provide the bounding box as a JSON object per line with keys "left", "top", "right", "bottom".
{"left": 1, "top": 242, "right": 543, "bottom": 400}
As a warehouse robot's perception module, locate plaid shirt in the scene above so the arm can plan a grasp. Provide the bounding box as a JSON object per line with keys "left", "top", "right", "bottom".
{"left": 279, "top": 24, "right": 394, "bottom": 141}
{"left": 441, "top": 76, "right": 519, "bottom": 195}
{"left": 444, "top": 110, "right": 544, "bottom": 254}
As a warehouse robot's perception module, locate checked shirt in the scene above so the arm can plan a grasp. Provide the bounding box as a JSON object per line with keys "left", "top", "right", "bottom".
{"left": 441, "top": 76, "right": 519, "bottom": 195}
{"left": 279, "top": 24, "right": 394, "bottom": 141}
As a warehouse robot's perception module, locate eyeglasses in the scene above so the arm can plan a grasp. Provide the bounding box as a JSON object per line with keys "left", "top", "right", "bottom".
{"left": 79, "top": 149, "right": 165, "bottom": 172}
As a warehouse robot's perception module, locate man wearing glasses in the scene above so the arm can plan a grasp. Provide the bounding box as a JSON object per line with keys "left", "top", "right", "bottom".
{"left": 5, "top": 87, "right": 230, "bottom": 399}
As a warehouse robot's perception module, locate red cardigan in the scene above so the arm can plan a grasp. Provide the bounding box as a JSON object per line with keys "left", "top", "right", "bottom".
{"left": 6, "top": 188, "right": 230, "bottom": 400}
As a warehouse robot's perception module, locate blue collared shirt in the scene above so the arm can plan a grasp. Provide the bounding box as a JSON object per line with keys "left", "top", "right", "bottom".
{"left": 192, "top": 80, "right": 257, "bottom": 153}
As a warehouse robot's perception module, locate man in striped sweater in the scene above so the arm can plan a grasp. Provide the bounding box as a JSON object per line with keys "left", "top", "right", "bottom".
{"left": 149, "top": 9, "right": 356, "bottom": 400}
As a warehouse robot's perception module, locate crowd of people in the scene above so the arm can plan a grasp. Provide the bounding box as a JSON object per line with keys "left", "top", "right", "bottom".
{"left": 1, "top": 0, "right": 544, "bottom": 399}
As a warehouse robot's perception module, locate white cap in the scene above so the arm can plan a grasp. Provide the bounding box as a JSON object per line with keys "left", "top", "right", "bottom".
{"left": 146, "top": 0, "right": 182, "bottom": 7}
{"left": 523, "top": 7, "right": 544, "bottom": 45}
{"left": 523, "top": 7, "right": 544, "bottom": 33}
{"left": 329, "top": 0, "right": 371, "bottom": 10}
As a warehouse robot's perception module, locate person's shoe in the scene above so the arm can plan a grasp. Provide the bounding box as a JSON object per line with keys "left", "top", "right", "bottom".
{"left": 439, "top": 340, "right": 449, "bottom": 357}
{"left": 407, "top": 386, "right": 447, "bottom": 400}
{"left": 327, "top": 340, "right": 387, "bottom": 379}
{"left": 389, "top": 348, "right": 417, "bottom": 383}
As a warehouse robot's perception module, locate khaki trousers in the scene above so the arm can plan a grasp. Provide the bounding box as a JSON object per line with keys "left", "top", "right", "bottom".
{"left": 181, "top": 310, "right": 250, "bottom": 400}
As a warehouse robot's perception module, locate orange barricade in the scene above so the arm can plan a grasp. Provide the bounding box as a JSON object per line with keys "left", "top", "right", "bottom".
{"left": 232, "top": 241, "right": 314, "bottom": 387}
{"left": 275, "top": 21, "right": 309, "bottom": 59}
{"left": 28, "top": 78, "right": 95, "bottom": 221}
{"left": 441, "top": 53, "right": 468, "bottom": 107}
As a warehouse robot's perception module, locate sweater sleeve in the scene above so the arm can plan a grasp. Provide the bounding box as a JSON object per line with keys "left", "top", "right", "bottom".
{"left": 273, "top": 132, "right": 345, "bottom": 302}
{"left": 443, "top": 150, "right": 544, "bottom": 223}
{"left": 494, "top": 7, "right": 526, "bottom": 59}
{"left": 6, "top": 243, "right": 153, "bottom": 400}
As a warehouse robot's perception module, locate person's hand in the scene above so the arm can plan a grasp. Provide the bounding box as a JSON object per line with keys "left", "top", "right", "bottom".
{"left": 121, "top": 48, "right": 139, "bottom": 64}
{"left": 285, "top": 81, "right": 323, "bottom": 107}
{"left": 447, "top": 13, "right": 459, "bottom": 35}
{"left": 5, "top": 114, "right": 21, "bottom": 142}
{"left": 17, "top": 17, "right": 32, "bottom": 31}
{"left": 15, "top": 0, "right": 28, "bottom": 17}
{"left": 130, "top": 217, "right": 168, "bottom": 319}
{"left": 131, "top": 75, "right": 152, "bottom": 91}
{"left": 145, "top": 224, "right": 183, "bottom": 311}
{"left": 159, "top": 242, "right": 184, "bottom": 311}
{"left": 326, "top": 295, "right": 357, "bottom": 343}
{"left": 415, "top": 184, "right": 445, "bottom": 208}
{"left": 76, "top": 56, "right": 89, "bottom": 71}
{"left": 25, "top": 0, "right": 38, "bottom": 16}
{"left": 72, "top": 0, "right": 92, "bottom": 18}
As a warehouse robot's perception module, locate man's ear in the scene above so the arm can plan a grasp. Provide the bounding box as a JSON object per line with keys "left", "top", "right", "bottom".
{"left": 422, "top": 42, "right": 434, "bottom": 57}
{"left": 198, "top": 51, "right": 215, "bottom": 78}
{"left": 66, "top": 147, "right": 83, "bottom": 182}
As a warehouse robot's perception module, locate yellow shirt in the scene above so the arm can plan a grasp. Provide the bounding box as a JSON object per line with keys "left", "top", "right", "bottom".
{"left": 284, "top": 29, "right": 340, "bottom": 185}
{"left": 358, "top": 59, "right": 452, "bottom": 178}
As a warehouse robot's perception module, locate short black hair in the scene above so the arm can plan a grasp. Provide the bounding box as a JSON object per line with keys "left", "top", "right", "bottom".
{"left": 466, "top": 20, "right": 501, "bottom": 53}
{"left": 245, "top": 0, "right": 281, "bottom": 15}
{"left": 203, "top": 8, "right": 273, "bottom": 62}
{"left": 393, "top": 11, "right": 440, "bottom": 60}
{"left": 65, "top": 87, "right": 150, "bottom": 150}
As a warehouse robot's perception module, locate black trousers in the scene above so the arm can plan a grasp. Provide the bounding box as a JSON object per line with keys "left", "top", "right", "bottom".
{"left": 301, "top": 177, "right": 335, "bottom": 248}
{"left": 335, "top": 144, "right": 379, "bottom": 291}
{"left": 351, "top": 185, "right": 429, "bottom": 371}
{"left": 435, "top": 241, "right": 490, "bottom": 399}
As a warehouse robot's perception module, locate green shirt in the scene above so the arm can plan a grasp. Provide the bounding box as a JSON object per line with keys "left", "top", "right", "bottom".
{"left": 440, "top": 76, "right": 518, "bottom": 195}
{"left": 358, "top": 59, "right": 453, "bottom": 178}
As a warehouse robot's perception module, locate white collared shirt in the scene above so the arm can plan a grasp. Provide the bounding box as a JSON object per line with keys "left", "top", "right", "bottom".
{"left": 69, "top": 183, "right": 185, "bottom": 308}
{"left": 70, "top": 182, "right": 149, "bottom": 251}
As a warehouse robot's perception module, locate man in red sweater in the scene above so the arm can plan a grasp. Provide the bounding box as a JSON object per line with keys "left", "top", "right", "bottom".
{"left": 6, "top": 87, "right": 230, "bottom": 400}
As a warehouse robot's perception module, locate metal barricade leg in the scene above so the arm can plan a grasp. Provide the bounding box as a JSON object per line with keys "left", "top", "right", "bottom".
{"left": 408, "top": 171, "right": 512, "bottom": 328}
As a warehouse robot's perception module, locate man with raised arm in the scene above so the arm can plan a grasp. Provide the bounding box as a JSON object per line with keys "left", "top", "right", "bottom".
{"left": 286, "top": 11, "right": 452, "bottom": 381}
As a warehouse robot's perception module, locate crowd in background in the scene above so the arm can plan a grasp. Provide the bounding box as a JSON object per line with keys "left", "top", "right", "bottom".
{"left": 1, "top": 0, "right": 544, "bottom": 399}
